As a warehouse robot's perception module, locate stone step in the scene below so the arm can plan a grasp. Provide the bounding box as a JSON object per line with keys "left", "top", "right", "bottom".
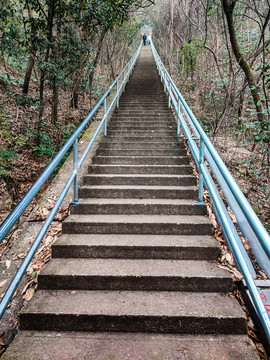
{"left": 103, "top": 135, "right": 176, "bottom": 141}
{"left": 78, "top": 185, "right": 197, "bottom": 199}
{"left": 110, "top": 116, "right": 173, "bottom": 121}
{"left": 20, "top": 290, "right": 246, "bottom": 334}
{"left": 89, "top": 164, "right": 193, "bottom": 175}
{"left": 108, "top": 124, "right": 176, "bottom": 130}
{"left": 106, "top": 130, "right": 176, "bottom": 137}
{"left": 2, "top": 332, "right": 259, "bottom": 360}
{"left": 62, "top": 214, "right": 212, "bottom": 235}
{"left": 92, "top": 155, "right": 190, "bottom": 165}
{"left": 70, "top": 199, "right": 205, "bottom": 216}
{"left": 118, "top": 107, "right": 169, "bottom": 111}
{"left": 112, "top": 112, "right": 172, "bottom": 117}
{"left": 96, "top": 149, "right": 186, "bottom": 156}
{"left": 109, "top": 118, "right": 173, "bottom": 122}
{"left": 83, "top": 174, "right": 195, "bottom": 186}
{"left": 52, "top": 234, "right": 220, "bottom": 260}
{"left": 108, "top": 124, "right": 175, "bottom": 130}
{"left": 114, "top": 110, "right": 171, "bottom": 114}
{"left": 118, "top": 105, "right": 169, "bottom": 110}
{"left": 98, "top": 140, "right": 185, "bottom": 149}
{"left": 119, "top": 102, "right": 168, "bottom": 105}
{"left": 38, "top": 258, "right": 233, "bottom": 292}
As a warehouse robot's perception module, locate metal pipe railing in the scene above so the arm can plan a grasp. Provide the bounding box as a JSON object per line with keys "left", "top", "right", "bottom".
{"left": 0, "top": 43, "right": 142, "bottom": 318}
{"left": 150, "top": 41, "right": 270, "bottom": 343}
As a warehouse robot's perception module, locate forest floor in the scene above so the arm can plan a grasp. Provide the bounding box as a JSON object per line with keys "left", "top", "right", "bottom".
{"left": 214, "top": 136, "right": 269, "bottom": 231}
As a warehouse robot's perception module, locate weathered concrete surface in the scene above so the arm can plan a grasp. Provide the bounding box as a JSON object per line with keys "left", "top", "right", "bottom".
{"left": 89, "top": 164, "right": 193, "bottom": 174}
{"left": 83, "top": 174, "right": 196, "bottom": 186}
{"left": 52, "top": 234, "right": 220, "bottom": 260}
{"left": 78, "top": 185, "right": 198, "bottom": 199}
{"left": 92, "top": 155, "right": 190, "bottom": 165}
{"left": 20, "top": 290, "right": 246, "bottom": 334}
{"left": 62, "top": 214, "right": 213, "bottom": 235}
{"left": 70, "top": 198, "right": 206, "bottom": 215}
{"left": 2, "top": 332, "right": 259, "bottom": 360}
{"left": 38, "top": 258, "right": 232, "bottom": 292}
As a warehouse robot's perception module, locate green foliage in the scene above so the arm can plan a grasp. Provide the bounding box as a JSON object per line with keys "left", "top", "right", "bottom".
{"left": 0, "top": 114, "right": 21, "bottom": 175}
{"left": 123, "top": 19, "right": 143, "bottom": 43}
{"left": 177, "top": 37, "right": 204, "bottom": 77}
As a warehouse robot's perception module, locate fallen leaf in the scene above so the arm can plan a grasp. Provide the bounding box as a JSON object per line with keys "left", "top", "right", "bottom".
{"left": 0, "top": 280, "right": 7, "bottom": 288}
{"left": 233, "top": 269, "right": 243, "bottom": 281}
{"left": 21, "top": 280, "right": 35, "bottom": 295}
{"left": 221, "top": 255, "right": 226, "bottom": 262}
{"left": 23, "top": 288, "right": 35, "bottom": 301}
{"left": 12, "top": 289, "right": 18, "bottom": 299}
{"left": 6, "top": 260, "right": 11, "bottom": 269}
{"left": 225, "top": 253, "right": 232, "bottom": 262}
{"left": 42, "top": 208, "right": 50, "bottom": 216}
{"left": 71, "top": 291, "right": 77, "bottom": 294}
{"left": 216, "top": 236, "right": 225, "bottom": 243}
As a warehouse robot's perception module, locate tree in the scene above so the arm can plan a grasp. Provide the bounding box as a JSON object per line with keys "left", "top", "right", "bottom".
{"left": 221, "top": 0, "right": 269, "bottom": 144}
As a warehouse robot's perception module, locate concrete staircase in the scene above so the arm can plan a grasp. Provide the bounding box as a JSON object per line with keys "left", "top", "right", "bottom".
{"left": 3, "top": 47, "right": 258, "bottom": 359}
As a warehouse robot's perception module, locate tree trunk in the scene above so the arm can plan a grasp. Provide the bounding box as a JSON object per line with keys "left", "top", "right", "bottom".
{"left": 22, "top": 2, "right": 36, "bottom": 95}
{"left": 221, "top": 0, "right": 265, "bottom": 126}
{"left": 37, "top": 0, "right": 56, "bottom": 145}
{"left": 89, "top": 31, "right": 107, "bottom": 105}
{"left": 51, "top": 77, "right": 58, "bottom": 125}
{"left": 1, "top": 51, "right": 10, "bottom": 80}
{"left": 238, "top": 90, "right": 245, "bottom": 124}
{"left": 71, "top": 68, "right": 82, "bottom": 108}
{"left": 23, "top": 51, "right": 36, "bottom": 94}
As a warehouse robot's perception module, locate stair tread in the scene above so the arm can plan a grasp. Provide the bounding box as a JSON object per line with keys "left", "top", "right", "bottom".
{"left": 85, "top": 174, "right": 193, "bottom": 178}
{"left": 64, "top": 214, "right": 210, "bottom": 225}
{"left": 2, "top": 331, "right": 258, "bottom": 360}
{"left": 56, "top": 234, "right": 218, "bottom": 248}
{"left": 79, "top": 185, "right": 197, "bottom": 190}
{"left": 90, "top": 164, "right": 191, "bottom": 167}
{"left": 21, "top": 290, "right": 243, "bottom": 318}
{"left": 94, "top": 155, "right": 188, "bottom": 159}
{"left": 72, "top": 199, "right": 201, "bottom": 205}
{"left": 40, "top": 258, "right": 230, "bottom": 279}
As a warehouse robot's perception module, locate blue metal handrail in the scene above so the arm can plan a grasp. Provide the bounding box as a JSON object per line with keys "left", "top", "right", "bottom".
{"left": 150, "top": 41, "right": 270, "bottom": 343}
{"left": 0, "top": 43, "right": 142, "bottom": 318}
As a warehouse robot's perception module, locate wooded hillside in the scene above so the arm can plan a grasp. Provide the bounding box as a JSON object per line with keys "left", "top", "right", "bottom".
{"left": 149, "top": 0, "right": 269, "bottom": 231}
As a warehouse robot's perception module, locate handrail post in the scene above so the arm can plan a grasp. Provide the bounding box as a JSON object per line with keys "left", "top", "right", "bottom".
{"left": 168, "top": 82, "right": 172, "bottom": 108}
{"left": 198, "top": 136, "right": 205, "bottom": 203}
{"left": 164, "top": 74, "right": 166, "bottom": 92}
{"left": 116, "top": 80, "right": 119, "bottom": 108}
{"left": 104, "top": 97, "right": 107, "bottom": 136}
{"left": 123, "top": 70, "right": 125, "bottom": 92}
{"left": 177, "top": 97, "right": 181, "bottom": 137}
{"left": 73, "top": 138, "right": 79, "bottom": 203}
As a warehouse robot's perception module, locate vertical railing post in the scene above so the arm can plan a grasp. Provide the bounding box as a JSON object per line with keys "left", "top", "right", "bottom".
{"left": 104, "top": 97, "right": 107, "bottom": 136}
{"left": 116, "top": 80, "right": 119, "bottom": 108}
{"left": 198, "top": 136, "right": 205, "bottom": 203}
{"left": 123, "top": 70, "right": 125, "bottom": 92}
{"left": 168, "top": 82, "right": 172, "bottom": 108}
{"left": 164, "top": 74, "right": 166, "bottom": 92}
{"left": 73, "top": 138, "right": 79, "bottom": 203}
{"left": 177, "top": 97, "right": 181, "bottom": 137}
